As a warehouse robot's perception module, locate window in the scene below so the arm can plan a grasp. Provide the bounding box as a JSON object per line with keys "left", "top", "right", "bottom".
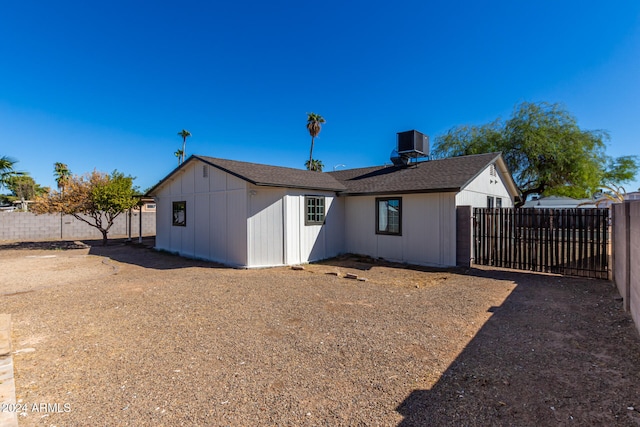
{"left": 172, "top": 201, "right": 186, "bottom": 226}
{"left": 496, "top": 198, "right": 502, "bottom": 208}
{"left": 305, "top": 196, "right": 325, "bottom": 225}
{"left": 487, "top": 196, "right": 494, "bottom": 208}
{"left": 376, "top": 197, "right": 402, "bottom": 235}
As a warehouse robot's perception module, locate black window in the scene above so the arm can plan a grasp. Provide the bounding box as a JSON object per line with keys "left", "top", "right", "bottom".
{"left": 172, "top": 201, "right": 186, "bottom": 226}
{"left": 496, "top": 197, "right": 502, "bottom": 208}
{"left": 376, "top": 197, "right": 402, "bottom": 235}
{"left": 305, "top": 196, "right": 325, "bottom": 225}
{"left": 487, "top": 196, "right": 494, "bottom": 208}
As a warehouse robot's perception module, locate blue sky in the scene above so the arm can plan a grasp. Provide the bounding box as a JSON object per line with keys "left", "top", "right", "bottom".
{"left": 2, "top": 0, "right": 639, "bottom": 193}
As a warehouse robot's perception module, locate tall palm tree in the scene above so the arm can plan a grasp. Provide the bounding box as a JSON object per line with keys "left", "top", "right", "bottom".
{"left": 174, "top": 149, "right": 184, "bottom": 166}
{"left": 0, "top": 156, "right": 18, "bottom": 189}
{"left": 306, "top": 113, "right": 325, "bottom": 170}
{"left": 177, "top": 129, "right": 192, "bottom": 163}
{"left": 53, "top": 162, "right": 71, "bottom": 193}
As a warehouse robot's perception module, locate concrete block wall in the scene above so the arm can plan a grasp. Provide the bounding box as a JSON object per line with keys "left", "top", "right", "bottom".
{"left": 612, "top": 200, "right": 640, "bottom": 333}
{"left": 0, "top": 211, "right": 155, "bottom": 241}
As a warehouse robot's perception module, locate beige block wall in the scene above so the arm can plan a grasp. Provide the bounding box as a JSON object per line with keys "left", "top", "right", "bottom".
{"left": 0, "top": 211, "right": 155, "bottom": 241}
{"left": 613, "top": 200, "right": 640, "bottom": 334}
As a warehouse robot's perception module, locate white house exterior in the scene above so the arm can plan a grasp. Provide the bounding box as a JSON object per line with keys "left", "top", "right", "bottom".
{"left": 151, "top": 156, "right": 346, "bottom": 268}
{"left": 148, "top": 152, "right": 518, "bottom": 268}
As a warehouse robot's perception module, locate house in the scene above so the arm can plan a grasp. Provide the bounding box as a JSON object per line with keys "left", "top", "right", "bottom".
{"left": 147, "top": 151, "right": 518, "bottom": 268}
{"left": 522, "top": 195, "right": 597, "bottom": 209}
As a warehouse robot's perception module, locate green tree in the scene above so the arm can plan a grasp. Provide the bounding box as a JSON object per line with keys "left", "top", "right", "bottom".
{"left": 53, "top": 162, "right": 71, "bottom": 193}
{"left": 304, "top": 159, "right": 324, "bottom": 172}
{"left": 306, "top": 113, "right": 325, "bottom": 170}
{"left": 32, "top": 170, "right": 139, "bottom": 245}
{"left": 433, "top": 101, "right": 638, "bottom": 207}
{"left": 177, "top": 129, "right": 191, "bottom": 163}
{"left": 4, "top": 174, "right": 48, "bottom": 202}
{"left": 0, "top": 156, "right": 19, "bottom": 190}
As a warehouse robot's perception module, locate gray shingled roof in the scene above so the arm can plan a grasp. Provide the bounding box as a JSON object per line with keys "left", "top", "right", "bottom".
{"left": 328, "top": 152, "right": 503, "bottom": 195}
{"left": 194, "top": 156, "right": 346, "bottom": 191}
{"left": 148, "top": 152, "right": 512, "bottom": 197}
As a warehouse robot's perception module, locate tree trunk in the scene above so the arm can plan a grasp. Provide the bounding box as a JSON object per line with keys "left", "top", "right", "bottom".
{"left": 308, "top": 136, "right": 315, "bottom": 170}
{"left": 101, "top": 229, "right": 108, "bottom": 246}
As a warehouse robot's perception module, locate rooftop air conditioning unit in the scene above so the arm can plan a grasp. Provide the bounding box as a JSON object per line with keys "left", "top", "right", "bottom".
{"left": 397, "top": 130, "right": 429, "bottom": 157}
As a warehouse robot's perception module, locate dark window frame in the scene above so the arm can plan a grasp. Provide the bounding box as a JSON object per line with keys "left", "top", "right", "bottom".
{"left": 172, "top": 201, "right": 186, "bottom": 226}
{"left": 305, "top": 196, "right": 326, "bottom": 226}
{"left": 376, "top": 197, "right": 402, "bottom": 236}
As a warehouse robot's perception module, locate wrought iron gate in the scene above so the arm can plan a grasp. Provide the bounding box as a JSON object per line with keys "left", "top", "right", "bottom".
{"left": 473, "top": 208, "right": 610, "bottom": 279}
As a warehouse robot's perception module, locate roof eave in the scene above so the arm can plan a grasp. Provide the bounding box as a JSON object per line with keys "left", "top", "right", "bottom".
{"left": 338, "top": 188, "right": 461, "bottom": 197}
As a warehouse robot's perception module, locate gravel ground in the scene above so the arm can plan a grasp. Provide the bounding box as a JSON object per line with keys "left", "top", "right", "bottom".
{"left": 1, "top": 239, "right": 640, "bottom": 426}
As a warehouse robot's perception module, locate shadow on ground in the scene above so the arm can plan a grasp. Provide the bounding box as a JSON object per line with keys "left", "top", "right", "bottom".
{"left": 85, "top": 237, "right": 230, "bottom": 270}
{"left": 0, "top": 237, "right": 227, "bottom": 271}
{"left": 394, "top": 268, "right": 640, "bottom": 426}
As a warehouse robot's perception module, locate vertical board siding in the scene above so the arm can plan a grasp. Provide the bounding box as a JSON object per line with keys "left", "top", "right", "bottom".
{"left": 247, "top": 188, "right": 284, "bottom": 267}
{"left": 345, "top": 193, "right": 457, "bottom": 267}
{"left": 474, "top": 208, "right": 610, "bottom": 279}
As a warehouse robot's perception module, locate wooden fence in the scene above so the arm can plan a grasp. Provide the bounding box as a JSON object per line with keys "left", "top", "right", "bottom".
{"left": 473, "top": 208, "right": 610, "bottom": 279}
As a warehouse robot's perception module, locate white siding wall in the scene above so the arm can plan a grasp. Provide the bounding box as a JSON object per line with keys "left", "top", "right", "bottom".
{"left": 247, "top": 187, "right": 285, "bottom": 267}
{"left": 344, "top": 193, "right": 457, "bottom": 267}
{"left": 282, "top": 191, "right": 345, "bottom": 265}
{"left": 153, "top": 160, "right": 247, "bottom": 267}
{"left": 154, "top": 161, "right": 344, "bottom": 268}
{"left": 456, "top": 164, "right": 515, "bottom": 208}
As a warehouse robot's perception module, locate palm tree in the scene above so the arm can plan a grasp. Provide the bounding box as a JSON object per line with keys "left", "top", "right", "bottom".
{"left": 174, "top": 149, "right": 184, "bottom": 166}
{"left": 306, "top": 113, "right": 325, "bottom": 170}
{"left": 177, "top": 129, "right": 192, "bottom": 163}
{"left": 53, "top": 162, "right": 71, "bottom": 193}
{"left": 0, "top": 156, "right": 18, "bottom": 190}
{"left": 304, "top": 159, "right": 324, "bottom": 172}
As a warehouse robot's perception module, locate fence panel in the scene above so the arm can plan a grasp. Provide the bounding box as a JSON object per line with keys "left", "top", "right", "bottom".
{"left": 473, "top": 208, "right": 609, "bottom": 279}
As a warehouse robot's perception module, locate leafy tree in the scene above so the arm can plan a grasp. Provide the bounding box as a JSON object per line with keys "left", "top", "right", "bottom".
{"left": 304, "top": 159, "right": 324, "bottom": 172}
{"left": 432, "top": 101, "right": 639, "bottom": 207}
{"left": 54, "top": 162, "right": 71, "bottom": 193}
{"left": 177, "top": 129, "right": 191, "bottom": 163}
{"left": 306, "top": 113, "right": 325, "bottom": 170}
{"left": 3, "top": 174, "right": 48, "bottom": 202}
{"left": 32, "top": 170, "right": 139, "bottom": 245}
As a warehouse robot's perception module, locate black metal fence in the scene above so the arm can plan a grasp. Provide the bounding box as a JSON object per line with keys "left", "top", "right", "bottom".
{"left": 473, "top": 208, "right": 610, "bottom": 279}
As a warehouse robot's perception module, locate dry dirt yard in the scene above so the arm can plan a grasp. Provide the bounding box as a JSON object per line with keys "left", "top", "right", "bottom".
{"left": 1, "top": 239, "right": 640, "bottom": 426}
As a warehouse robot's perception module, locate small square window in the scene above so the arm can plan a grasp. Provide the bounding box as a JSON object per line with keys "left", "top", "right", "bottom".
{"left": 305, "top": 196, "right": 325, "bottom": 225}
{"left": 172, "top": 201, "right": 186, "bottom": 226}
{"left": 376, "top": 197, "right": 402, "bottom": 235}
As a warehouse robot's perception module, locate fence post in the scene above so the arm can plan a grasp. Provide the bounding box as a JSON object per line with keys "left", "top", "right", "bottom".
{"left": 456, "top": 206, "right": 473, "bottom": 267}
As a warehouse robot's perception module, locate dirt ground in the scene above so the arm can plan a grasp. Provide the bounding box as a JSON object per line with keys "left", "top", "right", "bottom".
{"left": 1, "top": 239, "right": 640, "bottom": 426}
